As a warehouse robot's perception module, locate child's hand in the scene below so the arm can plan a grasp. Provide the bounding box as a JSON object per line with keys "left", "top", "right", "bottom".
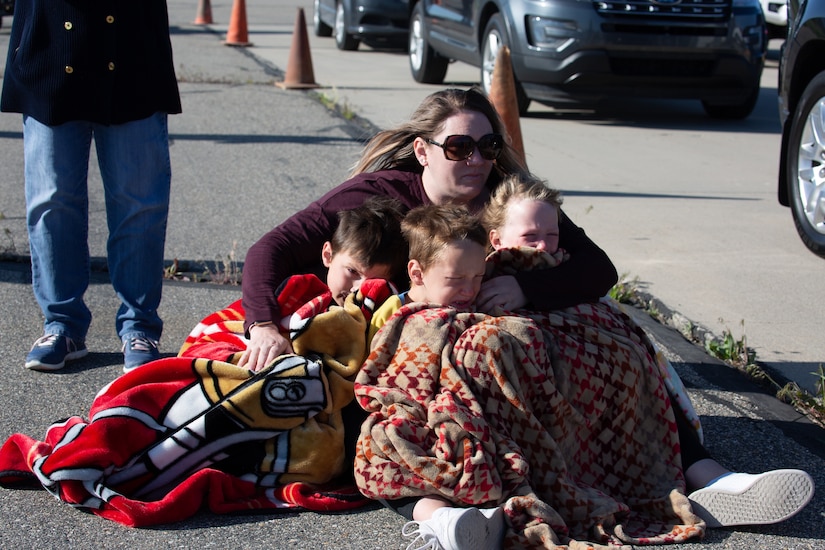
{"left": 237, "top": 324, "right": 293, "bottom": 372}
{"left": 476, "top": 275, "right": 527, "bottom": 313}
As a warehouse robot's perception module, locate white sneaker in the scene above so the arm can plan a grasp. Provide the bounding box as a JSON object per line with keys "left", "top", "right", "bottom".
{"left": 401, "top": 506, "right": 505, "bottom": 550}
{"left": 688, "top": 469, "right": 815, "bottom": 528}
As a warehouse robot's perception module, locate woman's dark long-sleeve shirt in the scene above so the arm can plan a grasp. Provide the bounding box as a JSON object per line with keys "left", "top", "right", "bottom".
{"left": 241, "top": 169, "right": 618, "bottom": 332}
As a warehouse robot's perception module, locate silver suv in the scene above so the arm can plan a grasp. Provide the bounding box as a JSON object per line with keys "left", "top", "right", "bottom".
{"left": 777, "top": 0, "right": 825, "bottom": 258}
{"left": 408, "top": 0, "right": 767, "bottom": 119}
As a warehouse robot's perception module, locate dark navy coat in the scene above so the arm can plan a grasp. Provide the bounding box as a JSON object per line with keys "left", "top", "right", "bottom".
{"left": 1, "top": 0, "right": 182, "bottom": 125}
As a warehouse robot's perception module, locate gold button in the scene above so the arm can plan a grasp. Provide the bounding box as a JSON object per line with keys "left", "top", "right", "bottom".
{"left": 106, "top": 15, "right": 114, "bottom": 23}
{"left": 108, "top": 62, "right": 115, "bottom": 71}
{"left": 64, "top": 21, "right": 73, "bottom": 30}
{"left": 65, "top": 66, "right": 74, "bottom": 74}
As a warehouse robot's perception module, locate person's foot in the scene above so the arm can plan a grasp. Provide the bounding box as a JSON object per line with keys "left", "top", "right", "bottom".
{"left": 401, "top": 506, "right": 504, "bottom": 550}
{"left": 25, "top": 334, "right": 88, "bottom": 371}
{"left": 122, "top": 336, "right": 160, "bottom": 373}
{"left": 688, "top": 469, "right": 815, "bottom": 528}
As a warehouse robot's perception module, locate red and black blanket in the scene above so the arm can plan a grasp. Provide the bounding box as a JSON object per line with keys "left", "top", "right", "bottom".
{"left": 0, "top": 276, "right": 395, "bottom": 527}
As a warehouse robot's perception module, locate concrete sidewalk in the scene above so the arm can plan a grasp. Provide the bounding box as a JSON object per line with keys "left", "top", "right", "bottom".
{"left": 0, "top": 2, "right": 822, "bottom": 548}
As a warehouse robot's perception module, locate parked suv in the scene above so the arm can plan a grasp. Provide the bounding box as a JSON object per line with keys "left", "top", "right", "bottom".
{"left": 777, "top": 0, "right": 825, "bottom": 258}
{"left": 408, "top": 0, "right": 767, "bottom": 118}
{"left": 313, "top": 0, "right": 408, "bottom": 51}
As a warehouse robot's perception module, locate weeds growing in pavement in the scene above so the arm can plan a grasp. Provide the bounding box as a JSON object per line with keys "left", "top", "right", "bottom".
{"left": 202, "top": 241, "right": 241, "bottom": 285}
{"left": 608, "top": 273, "right": 639, "bottom": 304}
{"left": 314, "top": 88, "right": 355, "bottom": 120}
{"left": 608, "top": 274, "right": 825, "bottom": 428}
{"left": 163, "top": 242, "right": 242, "bottom": 286}
{"left": 704, "top": 323, "right": 755, "bottom": 366}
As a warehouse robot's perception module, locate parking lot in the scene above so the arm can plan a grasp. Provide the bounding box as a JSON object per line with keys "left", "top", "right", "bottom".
{"left": 223, "top": 0, "right": 822, "bottom": 396}
{"left": 0, "top": 2, "right": 822, "bottom": 548}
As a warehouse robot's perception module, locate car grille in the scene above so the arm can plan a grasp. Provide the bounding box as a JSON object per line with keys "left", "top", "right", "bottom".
{"left": 609, "top": 57, "right": 716, "bottom": 76}
{"left": 594, "top": 0, "right": 731, "bottom": 22}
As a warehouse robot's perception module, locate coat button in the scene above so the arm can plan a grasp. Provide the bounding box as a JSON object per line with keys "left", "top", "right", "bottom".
{"left": 64, "top": 21, "right": 73, "bottom": 30}
{"left": 65, "top": 66, "right": 74, "bottom": 74}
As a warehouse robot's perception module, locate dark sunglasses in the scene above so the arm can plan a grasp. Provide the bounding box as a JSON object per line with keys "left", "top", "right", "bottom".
{"left": 426, "top": 133, "right": 504, "bottom": 161}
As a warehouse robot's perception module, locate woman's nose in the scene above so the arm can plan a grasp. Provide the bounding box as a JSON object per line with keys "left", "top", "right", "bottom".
{"left": 466, "top": 147, "right": 485, "bottom": 164}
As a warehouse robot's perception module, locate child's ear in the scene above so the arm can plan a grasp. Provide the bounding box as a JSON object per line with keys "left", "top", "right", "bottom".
{"left": 408, "top": 259, "right": 424, "bottom": 285}
{"left": 489, "top": 229, "right": 503, "bottom": 251}
{"left": 321, "top": 241, "right": 334, "bottom": 267}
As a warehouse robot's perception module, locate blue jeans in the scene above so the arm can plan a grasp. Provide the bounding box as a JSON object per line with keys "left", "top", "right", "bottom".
{"left": 24, "top": 113, "right": 171, "bottom": 344}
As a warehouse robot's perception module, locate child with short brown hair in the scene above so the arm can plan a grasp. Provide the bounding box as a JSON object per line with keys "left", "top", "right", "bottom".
{"left": 401, "top": 203, "right": 488, "bottom": 310}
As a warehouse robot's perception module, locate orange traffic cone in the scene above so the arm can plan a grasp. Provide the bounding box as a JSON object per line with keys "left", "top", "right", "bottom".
{"left": 488, "top": 46, "right": 526, "bottom": 167}
{"left": 194, "top": 0, "right": 213, "bottom": 25}
{"left": 224, "top": 0, "right": 252, "bottom": 47}
{"left": 276, "top": 8, "right": 320, "bottom": 89}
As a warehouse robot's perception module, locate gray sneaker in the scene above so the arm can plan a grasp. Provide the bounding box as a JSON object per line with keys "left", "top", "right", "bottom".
{"left": 688, "top": 469, "right": 815, "bottom": 527}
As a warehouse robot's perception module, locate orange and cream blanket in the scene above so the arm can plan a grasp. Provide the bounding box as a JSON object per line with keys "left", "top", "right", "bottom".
{"left": 354, "top": 248, "right": 706, "bottom": 548}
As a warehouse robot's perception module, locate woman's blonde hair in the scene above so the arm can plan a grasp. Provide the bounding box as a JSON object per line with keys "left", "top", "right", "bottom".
{"left": 481, "top": 174, "right": 563, "bottom": 233}
{"left": 349, "top": 88, "right": 529, "bottom": 191}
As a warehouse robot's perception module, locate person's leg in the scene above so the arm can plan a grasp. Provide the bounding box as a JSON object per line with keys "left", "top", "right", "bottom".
{"left": 94, "top": 113, "right": 171, "bottom": 369}
{"left": 671, "top": 395, "right": 715, "bottom": 491}
{"left": 23, "top": 116, "right": 93, "bottom": 369}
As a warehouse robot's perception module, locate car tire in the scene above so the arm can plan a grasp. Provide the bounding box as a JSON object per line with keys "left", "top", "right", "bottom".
{"left": 335, "top": 1, "right": 359, "bottom": 51}
{"left": 480, "top": 14, "right": 530, "bottom": 115}
{"left": 313, "top": 0, "right": 333, "bottom": 37}
{"left": 785, "top": 71, "right": 825, "bottom": 258}
{"left": 408, "top": 2, "right": 448, "bottom": 84}
{"left": 701, "top": 85, "right": 760, "bottom": 120}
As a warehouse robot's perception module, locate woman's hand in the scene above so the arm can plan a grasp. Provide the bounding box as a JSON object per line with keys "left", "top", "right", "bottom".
{"left": 476, "top": 275, "right": 527, "bottom": 313}
{"left": 237, "top": 324, "right": 293, "bottom": 372}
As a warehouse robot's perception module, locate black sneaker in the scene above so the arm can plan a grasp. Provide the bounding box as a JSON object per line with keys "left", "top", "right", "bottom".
{"left": 122, "top": 336, "right": 160, "bottom": 373}
{"left": 25, "top": 334, "right": 88, "bottom": 371}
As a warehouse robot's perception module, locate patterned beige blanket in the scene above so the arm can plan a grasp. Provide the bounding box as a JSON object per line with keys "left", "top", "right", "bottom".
{"left": 354, "top": 250, "right": 705, "bottom": 548}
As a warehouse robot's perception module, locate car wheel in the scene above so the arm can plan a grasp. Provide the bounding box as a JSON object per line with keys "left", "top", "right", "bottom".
{"left": 313, "top": 0, "right": 333, "bottom": 37}
{"left": 701, "top": 85, "right": 760, "bottom": 119}
{"left": 334, "top": 1, "right": 359, "bottom": 51}
{"left": 785, "top": 71, "right": 825, "bottom": 258}
{"left": 480, "top": 14, "right": 530, "bottom": 115}
{"left": 408, "top": 2, "right": 448, "bottom": 84}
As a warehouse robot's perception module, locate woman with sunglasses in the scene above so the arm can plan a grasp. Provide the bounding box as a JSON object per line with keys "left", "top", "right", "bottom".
{"left": 237, "top": 87, "right": 813, "bottom": 548}
{"left": 238, "top": 87, "right": 617, "bottom": 372}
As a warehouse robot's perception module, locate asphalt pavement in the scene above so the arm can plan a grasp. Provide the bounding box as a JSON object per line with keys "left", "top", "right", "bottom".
{"left": 0, "top": 1, "right": 823, "bottom": 548}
